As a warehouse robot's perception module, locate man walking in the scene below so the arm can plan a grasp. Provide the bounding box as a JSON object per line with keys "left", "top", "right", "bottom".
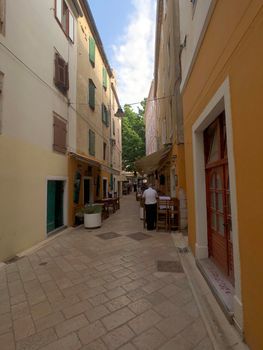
{"left": 143, "top": 184, "right": 158, "bottom": 230}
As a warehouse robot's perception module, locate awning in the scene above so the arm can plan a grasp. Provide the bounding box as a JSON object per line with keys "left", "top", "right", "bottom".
{"left": 135, "top": 146, "right": 172, "bottom": 174}
{"left": 69, "top": 152, "right": 101, "bottom": 168}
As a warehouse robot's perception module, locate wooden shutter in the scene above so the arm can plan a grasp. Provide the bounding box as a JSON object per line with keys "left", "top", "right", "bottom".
{"left": 54, "top": 53, "right": 69, "bottom": 94}
{"left": 68, "top": 11, "right": 74, "bottom": 42}
{"left": 102, "top": 67, "right": 107, "bottom": 90}
{"left": 89, "top": 129, "right": 95, "bottom": 156}
{"left": 65, "top": 63, "right": 69, "bottom": 91}
{"left": 55, "top": 0, "right": 62, "bottom": 22}
{"left": 89, "top": 79, "right": 95, "bottom": 109}
{"left": 53, "top": 115, "right": 67, "bottom": 154}
{"left": 89, "top": 36, "right": 95, "bottom": 66}
{"left": 113, "top": 119, "right": 115, "bottom": 135}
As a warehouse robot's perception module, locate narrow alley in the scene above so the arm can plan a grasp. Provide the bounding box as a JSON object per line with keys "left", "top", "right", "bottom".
{"left": 0, "top": 194, "right": 245, "bottom": 350}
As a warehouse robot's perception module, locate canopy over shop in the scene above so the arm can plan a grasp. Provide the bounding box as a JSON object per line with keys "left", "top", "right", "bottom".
{"left": 135, "top": 145, "right": 172, "bottom": 193}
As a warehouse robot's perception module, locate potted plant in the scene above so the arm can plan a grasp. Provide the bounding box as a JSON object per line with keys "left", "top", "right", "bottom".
{"left": 83, "top": 204, "right": 102, "bottom": 229}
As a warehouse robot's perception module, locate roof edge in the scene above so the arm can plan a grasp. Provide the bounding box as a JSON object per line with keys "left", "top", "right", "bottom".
{"left": 79, "top": 0, "right": 113, "bottom": 78}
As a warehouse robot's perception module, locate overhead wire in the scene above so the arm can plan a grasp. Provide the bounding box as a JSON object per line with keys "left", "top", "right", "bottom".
{"left": 0, "top": 38, "right": 176, "bottom": 140}
{"left": 0, "top": 40, "right": 120, "bottom": 143}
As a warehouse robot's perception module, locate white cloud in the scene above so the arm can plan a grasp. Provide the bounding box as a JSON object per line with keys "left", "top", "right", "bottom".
{"left": 112, "top": 0, "right": 156, "bottom": 108}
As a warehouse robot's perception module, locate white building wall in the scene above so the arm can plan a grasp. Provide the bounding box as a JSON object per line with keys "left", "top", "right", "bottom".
{"left": 0, "top": 0, "right": 80, "bottom": 261}
{"left": 0, "top": 0, "right": 78, "bottom": 151}
{"left": 145, "top": 81, "right": 157, "bottom": 155}
{"left": 179, "top": 0, "right": 216, "bottom": 93}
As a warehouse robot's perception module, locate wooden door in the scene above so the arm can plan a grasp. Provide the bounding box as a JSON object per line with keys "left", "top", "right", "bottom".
{"left": 204, "top": 113, "right": 234, "bottom": 282}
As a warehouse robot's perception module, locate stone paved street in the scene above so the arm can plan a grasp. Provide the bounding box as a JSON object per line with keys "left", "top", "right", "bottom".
{"left": 0, "top": 194, "right": 214, "bottom": 350}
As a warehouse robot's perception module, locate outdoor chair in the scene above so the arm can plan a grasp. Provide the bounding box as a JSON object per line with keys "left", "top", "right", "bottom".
{"left": 156, "top": 199, "right": 170, "bottom": 231}
{"left": 167, "top": 198, "right": 180, "bottom": 232}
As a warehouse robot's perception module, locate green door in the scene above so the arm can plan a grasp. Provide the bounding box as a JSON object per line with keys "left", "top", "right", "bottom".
{"left": 47, "top": 180, "right": 64, "bottom": 234}
{"left": 47, "top": 181, "right": 56, "bottom": 233}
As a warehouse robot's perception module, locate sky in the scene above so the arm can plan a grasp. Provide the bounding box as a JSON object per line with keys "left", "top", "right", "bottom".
{"left": 88, "top": 0, "right": 156, "bottom": 108}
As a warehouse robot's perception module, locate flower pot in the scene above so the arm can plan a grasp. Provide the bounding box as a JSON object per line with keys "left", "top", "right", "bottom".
{"left": 84, "top": 212, "right": 102, "bottom": 228}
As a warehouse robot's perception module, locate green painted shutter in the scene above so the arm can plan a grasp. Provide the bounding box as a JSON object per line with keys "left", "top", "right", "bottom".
{"left": 89, "top": 36, "right": 95, "bottom": 66}
{"left": 113, "top": 119, "right": 115, "bottom": 135}
{"left": 89, "top": 129, "right": 95, "bottom": 156}
{"left": 101, "top": 104, "right": 105, "bottom": 124}
{"left": 107, "top": 110, "right": 110, "bottom": 127}
{"left": 102, "top": 104, "right": 109, "bottom": 126}
{"left": 102, "top": 67, "right": 107, "bottom": 90}
{"left": 89, "top": 80, "right": 95, "bottom": 109}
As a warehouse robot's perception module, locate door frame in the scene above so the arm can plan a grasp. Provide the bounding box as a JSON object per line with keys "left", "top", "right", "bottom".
{"left": 192, "top": 77, "right": 243, "bottom": 330}
{"left": 45, "top": 176, "right": 68, "bottom": 236}
{"left": 102, "top": 177, "right": 108, "bottom": 198}
{"left": 83, "top": 176, "right": 93, "bottom": 204}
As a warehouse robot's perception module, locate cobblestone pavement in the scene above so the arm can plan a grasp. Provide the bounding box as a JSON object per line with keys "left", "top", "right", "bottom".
{"left": 0, "top": 194, "right": 214, "bottom": 350}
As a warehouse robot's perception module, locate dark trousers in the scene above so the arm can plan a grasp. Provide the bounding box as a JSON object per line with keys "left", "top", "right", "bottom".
{"left": 145, "top": 204, "right": 157, "bottom": 230}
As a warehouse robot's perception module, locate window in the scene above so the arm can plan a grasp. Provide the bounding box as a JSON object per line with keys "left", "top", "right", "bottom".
{"left": 54, "top": 52, "right": 69, "bottom": 95}
{"left": 89, "top": 79, "right": 96, "bottom": 110}
{"left": 55, "top": 0, "right": 74, "bottom": 42}
{"left": 0, "top": 72, "right": 3, "bottom": 133}
{"left": 89, "top": 36, "right": 95, "bottom": 67}
{"left": 0, "top": 0, "right": 5, "bottom": 35}
{"left": 103, "top": 142, "right": 107, "bottom": 161}
{"left": 89, "top": 129, "right": 95, "bottom": 156}
{"left": 102, "top": 67, "right": 107, "bottom": 90}
{"left": 53, "top": 114, "right": 67, "bottom": 154}
{"left": 101, "top": 104, "right": 109, "bottom": 127}
{"left": 113, "top": 119, "right": 115, "bottom": 135}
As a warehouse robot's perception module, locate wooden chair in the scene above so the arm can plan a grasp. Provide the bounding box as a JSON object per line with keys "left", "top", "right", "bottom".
{"left": 102, "top": 203, "right": 109, "bottom": 220}
{"left": 156, "top": 199, "right": 170, "bottom": 231}
{"left": 168, "top": 198, "right": 180, "bottom": 232}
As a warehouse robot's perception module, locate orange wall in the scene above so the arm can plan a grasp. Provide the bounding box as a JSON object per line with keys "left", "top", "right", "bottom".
{"left": 68, "top": 156, "right": 102, "bottom": 226}
{"left": 182, "top": 1, "right": 263, "bottom": 349}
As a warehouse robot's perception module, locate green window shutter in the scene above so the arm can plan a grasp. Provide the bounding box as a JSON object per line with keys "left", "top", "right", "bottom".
{"left": 102, "top": 104, "right": 109, "bottom": 126}
{"left": 89, "top": 79, "right": 95, "bottom": 109}
{"left": 89, "top": 129, "right": 95, "bottom": 156}
{"left": 89, "top": 36, "right": 95, "bottom": 66}
{"left": 101, "top": 104, "right": 105, "bottom": 124}
{"left": 102, "top": 67, "right": 107, "bottom": 90}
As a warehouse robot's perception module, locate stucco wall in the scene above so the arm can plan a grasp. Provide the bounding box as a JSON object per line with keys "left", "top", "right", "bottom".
{"left": 76, "top": 15, "right": 111, "bottom": 164}
{"left": 182, "top": 1, "right": 263, "bottom": 348}
{"left": 0, "top": 0, "right": 78, "bottom": 261}
{"left": 0, "top": 135, "right": 68, "bottom": 261}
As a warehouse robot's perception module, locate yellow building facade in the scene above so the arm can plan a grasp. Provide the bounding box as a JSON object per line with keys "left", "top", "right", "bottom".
{"left": 68, "top": 0, "right": 122, "bottom": 226}
{"left": 180, "top": 1, "right": 263, "bottom": 348}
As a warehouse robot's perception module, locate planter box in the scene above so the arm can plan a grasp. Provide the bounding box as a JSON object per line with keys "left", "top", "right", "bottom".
{"left": 84, "top": 213, "right": 102, "bottom": 228}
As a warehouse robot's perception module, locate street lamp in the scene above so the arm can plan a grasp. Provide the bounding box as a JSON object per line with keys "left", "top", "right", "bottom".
{"left": 114, "top": 107, "right": 124, "bottom": 118}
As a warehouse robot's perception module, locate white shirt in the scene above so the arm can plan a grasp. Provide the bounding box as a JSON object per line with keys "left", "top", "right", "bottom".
{"left": 143, "top": 187, "right": 158, "bottom": 205}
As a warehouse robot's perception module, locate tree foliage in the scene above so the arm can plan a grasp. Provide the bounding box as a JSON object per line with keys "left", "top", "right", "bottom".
{"left": 122, "top": 102, "right": 146, "bottom": 171}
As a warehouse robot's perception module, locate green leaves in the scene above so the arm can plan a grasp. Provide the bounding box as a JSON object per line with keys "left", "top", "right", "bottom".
{"left": 122, "top": 102, "right": 146, "bottom": 171}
